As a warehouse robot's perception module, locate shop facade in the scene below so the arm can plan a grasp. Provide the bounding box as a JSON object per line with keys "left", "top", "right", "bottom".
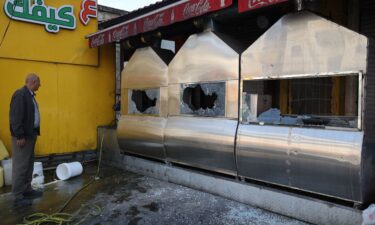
{"left": 0, "top": 0, "right": 115, "bottom": 156}
{"left": 88, "top": 0, "right": 375, "bottom": 205}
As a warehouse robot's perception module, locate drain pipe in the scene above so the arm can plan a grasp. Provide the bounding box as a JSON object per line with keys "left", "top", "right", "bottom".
{"left": 114, "top": 41, "right": 122, "bottom": 122}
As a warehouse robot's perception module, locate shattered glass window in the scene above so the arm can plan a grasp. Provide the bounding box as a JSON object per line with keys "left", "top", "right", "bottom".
{"left": 180, "top": 82, "right": 225, "bottom": 117}
{"left": 128, "top": 89, "right": 159, "bottom": 115}
{"left": 242, "top": 75, "right": 359, "bottom": 129}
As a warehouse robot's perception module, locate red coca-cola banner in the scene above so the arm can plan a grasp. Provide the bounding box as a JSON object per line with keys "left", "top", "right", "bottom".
{"left": 88, "top": 0, "right": 233, "bottom": 48}
{"left": 238, "top": 0, "right": 288, "bottom": 13}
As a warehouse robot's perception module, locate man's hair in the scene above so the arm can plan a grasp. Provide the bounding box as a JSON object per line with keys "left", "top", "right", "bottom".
{"left": 25, "top": 73, "right": 40, "bottom": 84}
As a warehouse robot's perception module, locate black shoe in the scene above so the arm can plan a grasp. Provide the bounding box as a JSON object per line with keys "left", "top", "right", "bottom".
{"left": 23, "top": 189, "right": 43, "bottom": 199}
{"left": 14, "top": 197, "right": 32, "bottom": 207}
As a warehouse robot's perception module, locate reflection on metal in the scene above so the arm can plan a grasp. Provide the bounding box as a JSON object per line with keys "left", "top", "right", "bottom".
{"left": 226, "top": 80, "right": 239, "bottom": 118}
{"left": 238, "top": 12, "right": 371, "bottom": 202}
{"left": 122, "top": 47, "right": 168, "bottom": 89}
{"left": 236, "top": 125, "right": 363, "bottom": 202}
{"left": 165, "top": 117, "right": 238, "bottom": 175}
{"left": 241, "top": 11, "right": 368, "bottom": 80}
{"left": 169, "top": 31, "right": 239, "bottom": 84}
{"left": 118, "top": 47, "right": 169, "bottom": 160}
{"left": 118, "top": 116, "right": 167, "bottom": 159}
{"left": 166, "top": 31, "right": 239, "bottom": 173}
{"left": 168, "top": 31, "right": 239, "bottom": 117}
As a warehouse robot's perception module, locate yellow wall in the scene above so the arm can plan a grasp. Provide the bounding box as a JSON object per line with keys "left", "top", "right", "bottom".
{"left": 0, "top": 0, "right": 115, "bottom": 156}
{"left": 0, "top": 0, "right": 99, "bottom": 66}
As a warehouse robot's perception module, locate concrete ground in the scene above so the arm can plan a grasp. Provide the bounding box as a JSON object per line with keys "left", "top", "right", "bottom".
{"left": 0, "top": 164, "right": 309, "bottom": 225}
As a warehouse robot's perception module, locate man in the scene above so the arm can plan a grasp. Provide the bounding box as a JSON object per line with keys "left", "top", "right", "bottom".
{"left": 9, "top": 73, "right": 43, "bottom": 206}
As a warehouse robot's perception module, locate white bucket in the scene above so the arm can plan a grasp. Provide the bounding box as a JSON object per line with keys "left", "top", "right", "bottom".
{"left": 1, "top": 159, "right": 12, "bottom": 186}
{"left": 56, "top": 162, "right": 83, "bottom": 181}
{"left": 32, "top": 162, "right": 44, "bottom": 186}
{"left": 31, "top": 176, "right": 45, "bottom": 187}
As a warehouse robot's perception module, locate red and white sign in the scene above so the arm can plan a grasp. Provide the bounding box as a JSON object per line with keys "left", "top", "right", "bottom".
{"left": 88, "top": 0, "right": 233, "bottom": 48}
{"left": 238, "top": 0, "right": 288, "bottom": 13}
{"left": 80, "top": 0, "right": 97, "bottom": 26}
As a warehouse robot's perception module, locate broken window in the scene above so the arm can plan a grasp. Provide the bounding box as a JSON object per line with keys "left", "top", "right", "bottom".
{"left": 242, "top": 75, "right": 360, "bottom": 129}
{"left": 180, "top": 82, "right": 225, "bottom": 117}
{"left": 128, "top": 89, "right": 159, "bottom": 115}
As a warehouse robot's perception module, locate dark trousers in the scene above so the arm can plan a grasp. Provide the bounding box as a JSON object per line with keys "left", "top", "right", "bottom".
{"left": 11, "top": 136, "right": 36, "bottom": 199}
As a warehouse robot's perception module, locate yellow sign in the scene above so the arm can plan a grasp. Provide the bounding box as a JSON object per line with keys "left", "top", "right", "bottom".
{"left": 0, "top": 0, "right": 98, "bottom": 66}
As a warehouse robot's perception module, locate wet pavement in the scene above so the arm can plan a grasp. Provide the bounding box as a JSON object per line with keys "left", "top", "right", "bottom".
{"left": 0, "top": 165, "right": 310, "bottom": 225}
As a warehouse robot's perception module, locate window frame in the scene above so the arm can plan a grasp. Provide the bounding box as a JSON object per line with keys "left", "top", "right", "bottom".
{"left": 127, "top": 88, "right": 161, "bottom": 116}
{"left": 240, "top": 71, "right": 364, "bottom": 131}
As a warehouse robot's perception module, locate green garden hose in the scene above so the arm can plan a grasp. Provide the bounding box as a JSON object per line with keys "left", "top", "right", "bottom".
{"left": 19, "top": 134, "right": 105, "bottom": 225}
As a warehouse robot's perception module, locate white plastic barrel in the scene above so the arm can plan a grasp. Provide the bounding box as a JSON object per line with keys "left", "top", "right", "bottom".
{"left": 1, "top": 159, "right": 12, "bottom": 186}
{"left": 56, "top": 162, "right": 83, "bottom": 181}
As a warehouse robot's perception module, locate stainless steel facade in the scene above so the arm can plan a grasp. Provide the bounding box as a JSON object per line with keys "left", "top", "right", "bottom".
{"left": 165, "top": 117, "right": 238, "bottom": 175}
{"left": 239, "top": 11, "right": 370, "bottom": 202}
{"left": 117, "top": 47, "right": 169, "bottom": 160}
{"left": 165, "top": 31, "right": 239, "bottom": 175}
{"left": 241, "top": 12, "right": 368, "bottom": 80}
{"left": 236, "top": 125, "right": 363, "bottom": 201}
{"left": 116, "top": 12, "right": 374, "bottom": 203}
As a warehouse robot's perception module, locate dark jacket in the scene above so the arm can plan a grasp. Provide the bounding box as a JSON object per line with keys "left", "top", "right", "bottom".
{"left": 9, "top": 86, "right": 40, "bottom": 139}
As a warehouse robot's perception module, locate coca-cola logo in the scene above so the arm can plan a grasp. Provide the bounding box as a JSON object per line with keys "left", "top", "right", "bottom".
{"left": 143, "top": 13, "right": 164, "bottom": 32}
{"left": 91, "top": 34, "right": 105, "bottom": 47}
{"left": 112, "top": 26, "right": 129, "bottom": 41}
{"left": 249, "top": 0, "right": 268, "bottom": 8}
{"left": 183, "top": 0, "right": 211, "bottom": 18}
{"left": 248, "top": 0, "right": 284, "bottom": 9}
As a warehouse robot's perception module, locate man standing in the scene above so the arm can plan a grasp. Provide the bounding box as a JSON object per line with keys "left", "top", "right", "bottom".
{"left": 9, "top": 73, "right": 43, "bottom": 206}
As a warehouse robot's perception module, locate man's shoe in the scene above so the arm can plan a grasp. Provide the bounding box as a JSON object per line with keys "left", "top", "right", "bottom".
{"left": 23, "top": 189, "right": 43, "bottom": 199}
{"left": 14, "top": 197, "right": 32, "bottom": 207}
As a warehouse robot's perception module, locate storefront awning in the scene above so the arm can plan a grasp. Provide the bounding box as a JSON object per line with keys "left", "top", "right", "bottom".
{"left": 87, "top": 0, "right": 233, "bottom": 48}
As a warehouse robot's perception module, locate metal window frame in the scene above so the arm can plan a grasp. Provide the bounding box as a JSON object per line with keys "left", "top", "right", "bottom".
{"left": 240, "top": 71, "right": 364, "bottom": 131}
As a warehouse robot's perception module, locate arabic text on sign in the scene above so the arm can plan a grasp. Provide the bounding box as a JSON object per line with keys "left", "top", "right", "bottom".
{"left": 80, "top": 0, "right": 97, "bottom": 26}
{"left": 4, "top": 0, "right": 76, "bottom": 33}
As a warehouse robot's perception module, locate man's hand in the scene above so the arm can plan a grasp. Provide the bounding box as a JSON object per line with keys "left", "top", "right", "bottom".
{"left": 16, "top": 138, "right": 26, "bottom": 148}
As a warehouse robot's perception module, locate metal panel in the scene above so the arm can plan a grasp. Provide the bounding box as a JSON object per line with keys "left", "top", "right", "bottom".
{"left": 237, "top": 124, "right": 363, "bottom": 202}
{"left": 117, "top": 115, "right": 167, "bottom": 160}
{"left": 118, "top": 47, "right": 169, "bottom": 160}
{"left": 362, "top": 39, "right": 375, "bottom": 204}
{"left": 168, "top": 84, "right": 180, "bottom": 116}
{"left": 169, "top": 31, "right": 239, "bottom": 84}
{"left": 241, "top": 11, "right": 368, "bottom": 80}
{"left": 289, "top": 128, "right": 362, "bottom": 201}
{"left": 226, "top": 80, "right": 239, "bottom": 119}
{"left": 122, "top": 47, "right": 168, "bottom": 89}
{"left": 236, "top": 125, "right": 290, "bottom": 185}
{"left": 165, "top": 117, "right": 237, "bottom": 175}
